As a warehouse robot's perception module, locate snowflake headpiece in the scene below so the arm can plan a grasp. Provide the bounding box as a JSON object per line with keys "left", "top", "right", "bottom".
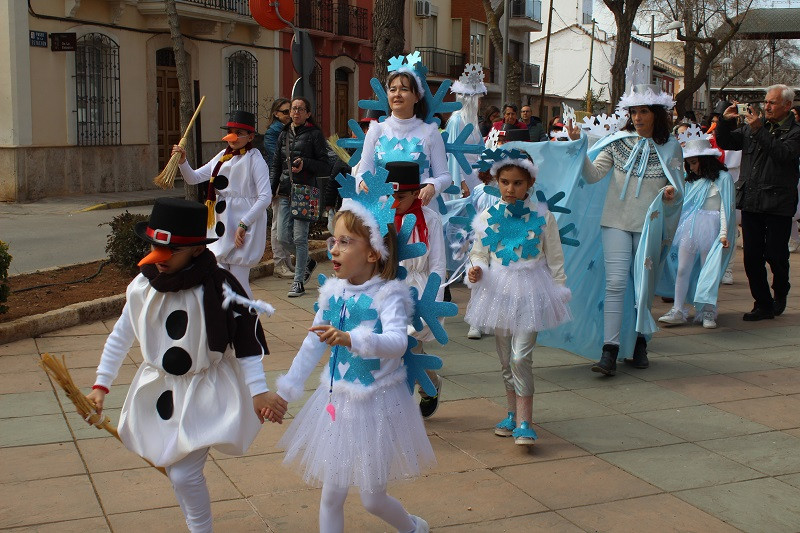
{"left": 450, "top": 63, "right": 487, "bottom": 95}
{"left": 676, "top": 123, "right": 706, "bottom": 144}
{"left": 388, "top": 52, "right": 426, "bottom": 98}
{"left": 617, "top": 59, "right": 675, "bottom": 110}
{"left": 335, "top": 168, "right": 396, "bottom": 260}
{"left": 476, "top": 148, "right": 538, "bottom": 180}
{"left": 682, "top": 138, "right": 722, "bottom": 159}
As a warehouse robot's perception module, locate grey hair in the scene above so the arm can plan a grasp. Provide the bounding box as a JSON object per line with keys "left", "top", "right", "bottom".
{"left": 766, "top": 84, "right": 795, "bottom": 104}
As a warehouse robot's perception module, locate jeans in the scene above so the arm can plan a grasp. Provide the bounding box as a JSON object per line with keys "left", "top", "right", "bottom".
{"left": 741, "top": 210, "right": 792, "bottom": 309}
{"left": 269, "top": 204, "right": 292, "bottom": 268}
{"left": 277, "top": 196, "right": 310, "bottom": 284}
{"left": 602, "top": 227, "right": 641, "bottom": 346}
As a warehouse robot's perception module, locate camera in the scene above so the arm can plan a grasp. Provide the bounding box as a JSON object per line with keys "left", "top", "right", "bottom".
{"left": 737, "top": 103, "right": 750, "bottom": 115}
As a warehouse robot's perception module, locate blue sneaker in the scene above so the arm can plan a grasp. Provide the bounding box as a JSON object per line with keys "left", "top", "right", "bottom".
{"left": 512, "top": 421, "right": 538, "bottom": 446}
{"left": 494, "top": 412, "right": 516, "bottom": 437}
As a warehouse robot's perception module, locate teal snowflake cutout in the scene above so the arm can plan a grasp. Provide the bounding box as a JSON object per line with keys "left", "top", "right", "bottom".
{"left": 375, "top": 136, "right": 429, "bottom": 173}
{"left": 396, "top": 213, "right": 428, "bottom": 281}
{"left": 422, "top": 79, "right": 460, "bottom": 126}
{"left": 336, "top": 119, "right": 368, "bottom": 166}
{"left": 358, "top": 78, "right": 390, "bottom": 121}
{"left": 322, "top": 294, "right": 381, "bottom": 384}
{"left": 336, "top": 169, "right": 396, "bottom": 237}
{"left": 484, "top": 185, "right": 501, "bottom": 197}
{"left": 472, "top": 148, "right": 526, "bottom": 173}
{"left": 441, "top": 123, "right": 484, "bottom": 174}
{"left": 535, "top": 190, "right": 580, "bottom": 247}
{"left": 482, "top": 201, "right": 546, "bottom": 265}
{"left": 409, "top": 273, "right": 458, "bottom": 345}
{"left": 402, "top": 336, "right": 443, "bottom": 397}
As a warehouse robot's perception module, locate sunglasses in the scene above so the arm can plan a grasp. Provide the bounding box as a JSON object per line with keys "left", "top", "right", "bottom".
{"left": 277, "top": 109, "right": 290, "bottom": 115}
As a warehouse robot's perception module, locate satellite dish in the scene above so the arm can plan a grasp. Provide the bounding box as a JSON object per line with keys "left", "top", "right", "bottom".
{"left": 250, "top": 0, "right": 295, "bottom": 31}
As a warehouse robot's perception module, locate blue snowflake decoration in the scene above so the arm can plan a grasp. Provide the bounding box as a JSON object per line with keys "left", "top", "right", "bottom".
{"left": 336, "top": 119, "right": 368, "bottom": 166}
{"left": 482, "top": 201, "right": 546, "bottom": 265}
{"left": 484, "top": 185, "right": 501, "bottom": 198}
{"left": 441, "top": 123, "right": 484, "bottom": 174}
{"left": 336, "top": 170, "right": 395, "bottom": 237}
{"left": 535, "top": 190, "right": 580, "bottom": 247}
{"left": 396, "top": 213, "right": 428, "bottom": 281}
{"left": 322, "top": 294, "right": 381, "bottom": 384}
{"left": 358, "top": 78, "right": 390, "bottom": 120}
{"left": 402, "top": 336, "right": 443, "bottom": 397}
{"left": 473, "top": 148, "right": 526, "bottom": 173}
{"left": 375, "top": 136, "right": 429, "bottom": 174}
{"left": 409, "top": 273, "right": 458, "bottom": 345}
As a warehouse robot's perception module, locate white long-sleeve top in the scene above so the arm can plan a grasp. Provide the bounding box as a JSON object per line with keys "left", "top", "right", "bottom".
{"left": 276, "top": 276, "right": 413, "bottom": 403}
{"left": 694, "top": 181, "right": 728, "bottom": 239}
{"left": 469, "top": 195, "right": 566, "bottom": 285}
{"left": 357, "top": 115, "right": 452, "bottom": 196}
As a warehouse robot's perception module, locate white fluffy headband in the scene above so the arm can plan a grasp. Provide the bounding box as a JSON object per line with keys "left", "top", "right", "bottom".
{"left": 489, "top": 158, "right": 539, "bottom": 180}
{"left": 391, "top": 67, "right": 425, "bottom": 99}
{"left": 338, "top": 198, "right": 390, "bottom": 260}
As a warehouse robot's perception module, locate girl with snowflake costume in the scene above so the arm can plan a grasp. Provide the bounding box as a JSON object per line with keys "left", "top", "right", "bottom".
{"left": 86, "top": 198, "right": 285, "bottom": 533}
{"left": 656, "top": 136, "right": 736, "bottom": 329}
{"left": 275, "top": 169, "right": 445, "bottom": 533}
{"left": 465, "top": 153, "right": 572, "bottom": 445}
{"left": 174, "top": 110, "right": 271, "bottom": 297}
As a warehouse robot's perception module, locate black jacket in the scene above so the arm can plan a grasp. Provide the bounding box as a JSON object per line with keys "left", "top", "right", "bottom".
{"left": 716, "top": 115, "right": 800, "bottom": 216}
{"left": 270, "top": 121, "right": 332, "bottom": 197}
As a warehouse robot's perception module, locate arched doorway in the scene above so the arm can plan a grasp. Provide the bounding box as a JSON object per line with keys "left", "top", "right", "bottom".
{"left": 334, "top": 67, "right": 352, "bottom": 138}
{"left": 156, "top": 48, "right": 180, "bottom": 171}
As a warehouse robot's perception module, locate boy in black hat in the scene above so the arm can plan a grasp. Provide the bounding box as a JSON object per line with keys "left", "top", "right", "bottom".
{"left": 172, "top": 109, "right": 272, "bottom": 297}
{"left": 389, "top": 161, "right": 447, "bottom": 418}
{"left": 86, "top": 197, "right": 286, "bottom": 532}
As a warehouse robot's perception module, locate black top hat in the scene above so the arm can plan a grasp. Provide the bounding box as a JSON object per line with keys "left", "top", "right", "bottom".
{"left": 503, "top": 128, "right": 530, "bottom": 142}
{"left": 359, "top": 108, "right": 386, "bottom": 124}
{"left": 135, "top": 198, "right": 218, "bottom": 248}
{"left": 386, "top": 161, "right": 422, "bottom": 192}
{"left": 220, "top": 110, "right": 256, "bottom": 132}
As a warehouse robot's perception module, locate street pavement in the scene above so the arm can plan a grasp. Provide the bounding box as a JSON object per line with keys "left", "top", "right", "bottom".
{"left": 2, "top": 250, "right": 800, "bottom": 531}
{"left": 0, "top": 190, "right": 183, "bottom": 275}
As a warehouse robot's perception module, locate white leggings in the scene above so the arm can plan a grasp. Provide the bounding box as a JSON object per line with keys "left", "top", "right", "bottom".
{"left": 601, "top": 227, "right": 640, "bottom": 346}
{"left": 165, "top": 448, "right": 212, "bottom": 533}
{"left": 674, "top": 245, "right": 712, "bottom": 313}
{"left": 219, "top": 263, "right": 252, "bottom": 297}
{"left": 319, "top": 484, "right": 415, "bottom": 533}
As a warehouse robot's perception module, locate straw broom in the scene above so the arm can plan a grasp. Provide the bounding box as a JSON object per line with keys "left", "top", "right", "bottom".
{"left": 327, "top": 135, "right": 351, "bottom": 164}
{"left": 154, "top": 95, "right": 206, "bottom": 189}
{"left": 39, "top": 353, "right": 167, "bottom": 476}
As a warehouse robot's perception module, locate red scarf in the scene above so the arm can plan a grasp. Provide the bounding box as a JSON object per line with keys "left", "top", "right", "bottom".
{"left": 394, "top": 198, "right": 429, "bottom": 246}
{"left": 204, "top": 144, "right": 250, "bottom": 227}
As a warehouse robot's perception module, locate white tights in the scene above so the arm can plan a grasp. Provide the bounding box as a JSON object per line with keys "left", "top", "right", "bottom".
{"left": 601, "top": 227, "right": 640, "bottom": 345}
{"left": 165, "top": 448, "right": 212, "bottom": 533}
{"left": 219, "top": 263, "right": 252, "bottom": 297}
{"left": 319, "top": 484, "right": 416, "bottom": 533}
{"left": 674, "top": 245, "right": 710, "bottom": 312}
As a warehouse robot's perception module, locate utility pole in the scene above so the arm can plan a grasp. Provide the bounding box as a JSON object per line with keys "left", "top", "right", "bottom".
{"left": 501, "top": 0, "right": 510, "bottom": 104}
{"left": 538, "top": 0, "right": 554, "bottom": 120}
{"left": 586, "top": 19, "right": 595, "bottom": 114}
{"left": 649, "top": 15, "right": 655, "bottom": 84}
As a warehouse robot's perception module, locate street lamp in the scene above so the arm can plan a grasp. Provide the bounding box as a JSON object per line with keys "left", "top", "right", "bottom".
{"left": 638, "top": 16, "right": 683, "bottom": 84}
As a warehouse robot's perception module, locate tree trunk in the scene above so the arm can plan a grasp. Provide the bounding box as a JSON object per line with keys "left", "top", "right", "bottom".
{"left": 165, "top": 0, "right": 197, "bottom": 200}
{"left": 604, "top": 0, "right": 643, "bottom": 105}
{"left": 373, "top": 0, "right": 406, "bottom": 85}
{"left": 483, "top": 0, "right": 522, "bottom": 108}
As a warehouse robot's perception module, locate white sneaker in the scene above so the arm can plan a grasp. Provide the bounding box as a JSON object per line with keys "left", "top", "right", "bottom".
{"left": 789, "top": 239, "right": 800, "bottom": 253}
{"left": 409, "top": 515, "right": 429, "bottom": 533}
{"left": 702, "top": 310, "right": 717, "bottom": 329}
{"left": 658, "top": 308, "right": 687, "bottom": 326}
{"left": 721, "top": 269, "right": 734, "bottom": 285}
{"left": 467, "top": 326, "right": 482, "bottom": 339}
{"left": 273, "top": 262, "right": 295, "bottom": 279}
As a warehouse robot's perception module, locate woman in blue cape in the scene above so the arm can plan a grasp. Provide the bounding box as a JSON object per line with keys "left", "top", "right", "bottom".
{"left": 656, "top": 138, "right": 736, "bottom": 329}
{"left": 563, "top": 84, "right": 684, "bottom": 376}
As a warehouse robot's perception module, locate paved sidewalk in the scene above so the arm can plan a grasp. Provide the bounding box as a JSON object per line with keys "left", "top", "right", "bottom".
{"left": 1, "top": 250, "right": 800, "bottom": 532}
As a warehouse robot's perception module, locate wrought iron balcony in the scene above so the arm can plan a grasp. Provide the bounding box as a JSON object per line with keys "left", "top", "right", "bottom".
{"left": 510, "top": 0, "right": 543, "bottom": 32}
{"left": 294, "top": 0, "right": 371, "bottom": 40}
{"left": 179, "top": 0, "right": 250, "bottom": 16}
{"left": 416, "top": 47, "right": 466, "bottom": 78}
{"left": 521, "top": 61, "right": 541, "bottom": 86}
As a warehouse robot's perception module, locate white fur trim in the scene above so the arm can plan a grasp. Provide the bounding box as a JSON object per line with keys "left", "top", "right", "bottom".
{"left": 489, "top": 158, "right": 538, "bottom": 180}
{"left": 375, "top": 278, "right": 415, "bottom": 318}
{"left": 617, "top": 84, "right": 676, "bottom": 110}
{"left": 276, "top": 373, "right": 304, "bottom": 403}
{"left": 339, "top": 199, "right": 390, "bottom": 260}
{"left": 317, "top": 276, "right": 347, "bottom": 311}
{"left": 393, "top": 67, "right": 425, "bottom": 98}
{"left": 348, "top": 324, "right": 376, "bottom": 357}
{"left": 318, "top": 364, "right": 408, "bottom": 399}
{"left": 450, "top": 79, "right": 487, "bottom": 95}
{"left": 682, "top": 138, "right": 722, "bottom": 159}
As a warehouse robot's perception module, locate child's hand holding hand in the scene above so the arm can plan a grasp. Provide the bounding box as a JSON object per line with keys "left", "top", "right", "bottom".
{"left": 662, "top": 186, "right": 676, "bottom": 201}
{"left": 309, "top": 325, "right": 351, "bottom": 347}
{"left": 85, "top": 388, "right": 106, "bottom": 419}
{"left": 721, "top": 237, "right": 729, "bottom": 248}
{"left": 253, "top": 391, "right": 288, "bottom": 424}
{"left": 468, "top": 266, "right": 482, "bottom": 283}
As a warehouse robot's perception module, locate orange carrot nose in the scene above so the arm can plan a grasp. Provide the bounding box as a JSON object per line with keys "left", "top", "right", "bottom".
{"left": 222, "top": 133, "right": 239, "bottom": 142}
{"left": 138, "top": 247, "right": 173, "bottom": 267}
{"left": 707, "top": 122, "right": 717, "bottom": 134}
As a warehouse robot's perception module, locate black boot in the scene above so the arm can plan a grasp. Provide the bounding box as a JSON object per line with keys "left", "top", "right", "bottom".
{"left": 592, "top": 344, "right": 618, "bottom": 376}
{"left": 624, "top": 336, "right": 650, "bottom": 369}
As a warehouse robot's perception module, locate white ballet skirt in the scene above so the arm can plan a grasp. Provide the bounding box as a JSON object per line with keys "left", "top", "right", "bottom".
{"left": 675, "top": 209, "right": 720, "bottom": 256}
{"left": 465, "top": 259, "right": 572, "bottom": 335}
{"left": 116, "top": 277, "right": 261, "bottom": 467}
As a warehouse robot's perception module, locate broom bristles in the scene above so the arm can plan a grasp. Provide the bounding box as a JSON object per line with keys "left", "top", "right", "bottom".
{"left": 154, "top": 151, "right": 182, "bottom": 189}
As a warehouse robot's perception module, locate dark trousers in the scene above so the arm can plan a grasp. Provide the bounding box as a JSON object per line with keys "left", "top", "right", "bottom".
{"left": 741, "top": 210, "right": 792, "bottom": 309}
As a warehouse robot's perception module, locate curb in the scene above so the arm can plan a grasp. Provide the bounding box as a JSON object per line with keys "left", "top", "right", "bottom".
{"left": 0, "top": 248, "right": 329, "bottom": 345}
{"left": 79, "top": 199, "right": 160, "bottom": 212}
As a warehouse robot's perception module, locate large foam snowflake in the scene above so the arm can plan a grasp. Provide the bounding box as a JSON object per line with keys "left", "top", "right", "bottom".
{"left": 323, "top": 294, "right": 381, "bottom": 385}
{"left": 396, "top": 213, "right": 428, "bottom": 281}
{"left": 336, "top": 119, "right": 368, "bottom": 166}
{"left": 441, "top": 123, "right": 483, "bottom": 174}
{"left": 535, "top": 190, "right": 580, "bottom": 247}
{"left": 402, "top": 336, "right": 443, "bottom": 397}
{"left": 409, "top": 272, "right": 458, "bottom": 345}
{"left": 336, "top": 169, "right": 395, "bottom": 236}
{"left": 482, "top": 201, "right": 546, "bottom": 265}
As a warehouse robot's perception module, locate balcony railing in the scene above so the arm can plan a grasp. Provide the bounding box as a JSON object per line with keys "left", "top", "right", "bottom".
{"left": 179, "top": 0, "right": 250, "bottom": 16}
{"left": 521, "top": 62, "right": 541, "bottom": 86}
{"left": 294, "top": 0, "right": 371, "bottom": 40}
{"left": 511, "top": 0, "right": 542, "bottom": 22}
{"left": 416, "top": 47, "right": 466, "bottom": 78}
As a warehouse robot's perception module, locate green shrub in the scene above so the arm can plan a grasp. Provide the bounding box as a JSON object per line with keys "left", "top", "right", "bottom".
{"left": 104, "top": 211, "right": 150, "bottom": 276}
{"left": 0, "top": 240, "right": 11, "bottom": 314}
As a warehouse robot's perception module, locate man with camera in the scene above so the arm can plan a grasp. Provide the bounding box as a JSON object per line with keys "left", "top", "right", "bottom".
{"left": 716, "top": 84, "right": 800, "bottom": 321}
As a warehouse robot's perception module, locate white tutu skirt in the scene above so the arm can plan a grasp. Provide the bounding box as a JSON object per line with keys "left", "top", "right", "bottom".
{"left": 278, "top": 374, "right": 435, "bottom": 491}
{"left": 675, "top": 209, "right": 720, "bottom": 256}
{"left": 465, "top": 260, "right": 572, "bottom": 334}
